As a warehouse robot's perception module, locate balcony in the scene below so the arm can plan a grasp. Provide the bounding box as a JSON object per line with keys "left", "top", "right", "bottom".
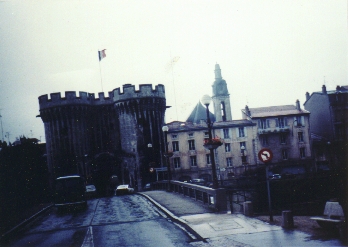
{"left": 258, "top": 126, "right": 290, "bottom": 135}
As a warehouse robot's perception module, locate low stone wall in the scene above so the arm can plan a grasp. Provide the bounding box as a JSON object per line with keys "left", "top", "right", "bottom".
{"left": 152, "top": 180, "right": 227, "bottom": 211}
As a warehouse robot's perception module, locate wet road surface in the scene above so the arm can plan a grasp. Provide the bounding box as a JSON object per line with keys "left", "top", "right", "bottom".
{"left": 6, "top": 194, "right": 193, "bottom": 247}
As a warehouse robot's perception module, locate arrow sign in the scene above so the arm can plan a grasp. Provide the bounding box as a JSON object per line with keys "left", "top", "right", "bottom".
{"left": 258, "top": 148, "right": 273, "bottom": 163}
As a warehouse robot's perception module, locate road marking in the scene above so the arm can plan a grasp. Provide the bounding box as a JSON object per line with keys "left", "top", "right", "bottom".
{"left": 81, "top": 226, "right": 94, "bottom": 247}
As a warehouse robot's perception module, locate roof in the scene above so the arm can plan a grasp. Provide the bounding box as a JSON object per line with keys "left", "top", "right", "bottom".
{"left": 327, "top": 85, "right": 348, "bottom": 94}
{"left": 244, "top": 105, "right": 309, "bottom": 118}
{"left": 186, "top": 101, "right": 215, "bottom": 124}
{"left": 166, "top": 119, "right": 255, "bottom": 133}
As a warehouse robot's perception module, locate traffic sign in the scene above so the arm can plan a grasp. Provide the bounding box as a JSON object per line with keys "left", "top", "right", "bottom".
{"left": 258, "top": 148, "right": 273, "bottom": 163}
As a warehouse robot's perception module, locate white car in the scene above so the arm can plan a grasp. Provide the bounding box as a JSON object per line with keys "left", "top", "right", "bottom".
{"left": 115, "top": 184, "right": 134, "bottom": 195}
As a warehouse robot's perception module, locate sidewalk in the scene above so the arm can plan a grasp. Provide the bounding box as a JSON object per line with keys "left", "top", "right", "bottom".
{"left": 140, "top": 191, "right": 346, "bottom": 247}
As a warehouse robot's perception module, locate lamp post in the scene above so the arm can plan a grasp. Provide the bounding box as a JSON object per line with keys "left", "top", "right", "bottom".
{"left": 201, "top": 95, "right": 219, "bottom": 189}
{"left": 162, "top": 126, "right": 172, "bottom": 191}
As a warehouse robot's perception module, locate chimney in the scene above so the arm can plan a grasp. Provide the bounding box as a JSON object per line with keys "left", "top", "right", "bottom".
{"left": 322, "top": 85, "right": 327, "bottom": 94}
{"left": 245, "top": 105, "right": 251, "bottom": 116}
{"left": 336, "top": 85, "right": 341, "bottom": 91}
{"left": 296, "top": 99, "right": 301, "bottom": 111}
{"left": 305, "top": 92, "right": 310, "bottom": 101}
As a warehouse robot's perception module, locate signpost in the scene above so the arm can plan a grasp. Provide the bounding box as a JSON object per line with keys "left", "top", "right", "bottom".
{"left": 258, "top": 148, "right": 274, "bottom": 222}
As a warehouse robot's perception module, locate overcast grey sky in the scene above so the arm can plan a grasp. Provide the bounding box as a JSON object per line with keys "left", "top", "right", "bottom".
{"left": 0, "top": 1, "right": 347, "bottom": 143}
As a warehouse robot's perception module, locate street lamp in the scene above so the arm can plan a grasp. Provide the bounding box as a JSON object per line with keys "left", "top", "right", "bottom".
{"left": 201, "top": 95, "right": 219, "bottom": 189}
{"left": 241, "top": 145, "right": 247, "bottom": 173}
{"left": 162, "top": 125, "right": 172, "bottom": 191}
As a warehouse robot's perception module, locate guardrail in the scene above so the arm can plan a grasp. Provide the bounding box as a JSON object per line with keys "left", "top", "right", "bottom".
{"left": 151, "top": 180, "right": 227, "bottom": 211}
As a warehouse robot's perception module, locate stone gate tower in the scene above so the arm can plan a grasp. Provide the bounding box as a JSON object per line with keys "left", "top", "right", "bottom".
{"left": 38, "top": 84, "right": 166, "bottom": 190}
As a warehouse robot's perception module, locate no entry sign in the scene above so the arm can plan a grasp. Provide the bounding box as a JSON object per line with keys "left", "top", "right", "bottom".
{"left": 258, "top": 148, "right": 273, "bottom": 163}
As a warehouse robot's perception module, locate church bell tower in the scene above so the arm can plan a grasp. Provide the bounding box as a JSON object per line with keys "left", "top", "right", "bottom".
{"left": 212, "top": 64, "right": 232, "bottom": 121}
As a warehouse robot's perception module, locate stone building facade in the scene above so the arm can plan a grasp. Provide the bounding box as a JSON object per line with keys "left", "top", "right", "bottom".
{"left": 241, "top": 101, "right": 312, "bottom": 174}
{"left": 38, "top": 84, "right": 166, "bottom": 190}
{"left": 165, "top": 120, "right": 256, "bottom": 182}
{"left": 304, "top": 85, "right": 348, "bottom": 171}
{"left": 164, "top": 64, "right": 313, "bottom": 182}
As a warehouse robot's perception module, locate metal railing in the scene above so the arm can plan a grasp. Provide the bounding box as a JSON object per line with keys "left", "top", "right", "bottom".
{"left": 151, "top": 180, "right": 227, "bottom": 211}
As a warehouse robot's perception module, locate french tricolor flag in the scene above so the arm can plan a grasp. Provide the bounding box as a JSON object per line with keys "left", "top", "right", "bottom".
{"left": 98, "top": 49, "right": 106, "bottom": 61}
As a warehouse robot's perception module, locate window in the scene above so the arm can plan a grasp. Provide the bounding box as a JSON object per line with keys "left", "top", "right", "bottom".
{"left": 280, "top": 133, "right": 286, "bottom": 144}
{"left": 300, "top": 147, "right": 306, "bottom": 158}
{"left": 188, "top": 140, "right": 195, "bottom": 150}
{"left": 204, "top": 132, "right": 209, "bottom": 137}
{"left": 223, "top": 128, "right": 229, "bottom": 138}
{"left": 298, "top": 132, "right": 304, "bottom": 142}
{"left": 259, "top": 119, "right": 269, "bottom": 129}
{"left": 282, "top": 149, "right": 288, "bottom": 160}
{"left": 171, "top": 134, "right": 177, "bottom": 139}
{"left": 173, "top": 157, "right": 181, "bottom": 168}
{"left": 206, "top": 154, "right": 211, "bottom": 164}
{"left": 295, "top": 116, "right": 304, "bottom": 127}
{"left": 190, "top": 156, "right": 197, "bottom": 167}
{"left": 261, "top": 136, "right": 268, "bottom": 145}
{"left": 172, "top": 141, "right": 179, "bottom": 152}
{"left": 188, "top": 133, "right": 194, "bottom": 138}
{"left": 225, "top": 143, "right": 231, "bottom": 152}
{"left": 276, "top": 117, "right": 287, "bottom": 128}
{"left": 221, "top": 101, "right": 226, "bottom": 121}
{"left": 226, "top": 157, "right": 233, "bottom": 167}
{"left": 238, "top": 127, "right": 245, "bottom": 137}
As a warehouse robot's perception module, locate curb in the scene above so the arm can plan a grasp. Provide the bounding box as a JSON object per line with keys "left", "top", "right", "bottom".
{"left": 138, "top": 192, "right": 206, "bottom": 242}
{"left": 0, "top": 204, "right": 53, "bottom": 242}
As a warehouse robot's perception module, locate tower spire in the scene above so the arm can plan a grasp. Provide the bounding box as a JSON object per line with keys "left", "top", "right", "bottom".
{"left": 212, "top": 64, "right": 232, "bottom": 121}
{"left": 214, "top": 64, "right": 222, "bottom": 80}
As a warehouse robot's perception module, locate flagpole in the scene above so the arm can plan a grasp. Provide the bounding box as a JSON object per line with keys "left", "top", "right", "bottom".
{"left": 98, "top": 60, "right": 104, "bottom": 92}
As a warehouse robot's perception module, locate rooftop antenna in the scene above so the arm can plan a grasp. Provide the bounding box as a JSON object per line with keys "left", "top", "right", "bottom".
{"left": 0, "top": 109, "right": 3, "bottom": 142}
{"left": 169, "top": 53, "right": 180, "bottom": 120}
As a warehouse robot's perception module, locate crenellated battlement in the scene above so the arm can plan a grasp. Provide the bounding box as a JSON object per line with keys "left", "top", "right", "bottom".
{"left": 39, "top": 84, "right": 165, "bottom": 110}
{"left": 113, "top": 84, "right": 165, "bottom": 102}
{"left": 38, "top": 91, "right": 114, "bottom": 109}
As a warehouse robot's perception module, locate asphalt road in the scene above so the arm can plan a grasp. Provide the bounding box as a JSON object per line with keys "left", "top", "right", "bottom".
{"left": 6, "top": 195, "right": 193, "bottom": 247}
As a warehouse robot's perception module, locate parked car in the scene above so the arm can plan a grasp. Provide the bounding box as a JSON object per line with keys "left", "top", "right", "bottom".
{"left": 270, "top": 174, "right": 282, "bottom": 180}
{"left": 190, "top": 179, "right": 206, "bottom": 186}
{"left": 205, "top": 182, "right": 214, "bottom": 188}
{"left": 54, "top": 175, "right": 87, "bottom": 209}
{"left": 115, "top": 184, "right": 134, "bottom": 195}
{"left": 143, "top": 183, "right": 151, "bottom": 191}
{"left": 86, "top": 184, "right": 97, "bottom": 199}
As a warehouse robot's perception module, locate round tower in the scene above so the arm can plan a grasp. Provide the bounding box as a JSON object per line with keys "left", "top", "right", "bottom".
{"left": 38, "top": 91, "right": 116, "bottom": 182}
{"left": 113, "top": 84, "right": 166, "bottom": 189}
